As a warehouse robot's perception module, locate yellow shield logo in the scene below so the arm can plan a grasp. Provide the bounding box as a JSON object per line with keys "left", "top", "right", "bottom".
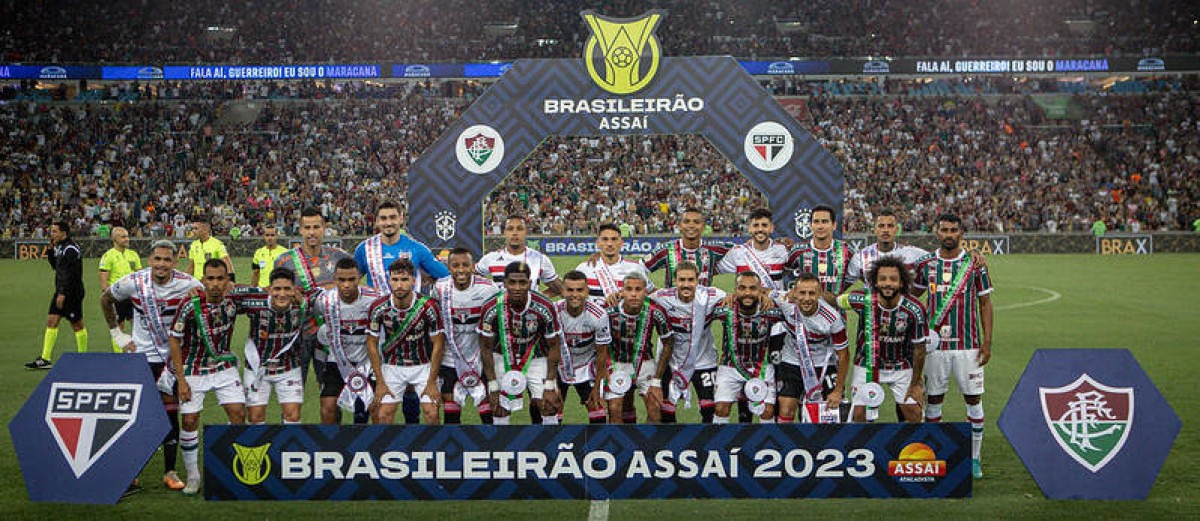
{"left": 581, "top": 10, "right": 664, "bottom": 95}
{"left": 232, "top": 442, "right": 272, "bottom": 485}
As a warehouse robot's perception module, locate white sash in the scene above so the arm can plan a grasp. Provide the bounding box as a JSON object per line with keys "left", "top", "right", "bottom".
{"left": 524, "top": 249, "right": 544, "bottom": 284}
{"left": 439, "top": 280, "right": 483, "bottom": 390}
{"left": 669, "top": 288, "right": 709, "bottom": 407}
{"left": 792, "top": 307, "right": 823, "bottom": 402}
{"left": 596, "top": 259, "right": 620, "bottom": 297}
{"left": 742, "top": 242, "right": 778, "bottom": 290}
{"left": 364, "top": 235, "right": 390, "bottom": 292}
{"left": 322, "top": 291, "right": 373, "bottom": 411}
{"left": 135, "top": 271, "right": 178, "bottom": 393}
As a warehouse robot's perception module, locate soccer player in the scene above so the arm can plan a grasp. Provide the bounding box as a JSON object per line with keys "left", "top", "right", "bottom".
{"left": 712, "top": 272, "right": 785, "bottom": 423}
{"left": 788, "top": 205, "right": 855, "bottom": 303}
{"left": 274, "top": 207, "right": 352, "bottom": 390}
{"left": 838, "top": 255, "right": 928, "bottom": 424}
{"left": 251, "top": 225, "right": 288, "bottom": 288}
{"left": 648, "top": 261, "right": 725, "bottom": 423}
{"left": 478, "top": 262, "right": 563, "bottom": 425}
{"left": 642, "top": 208, "right": 730, "bottom": 287}
{"left": 367, "top": 259, "right": 445, "bottom": 425}
{"left": 846, "top": 210, "right": 928, "bottom": 290}
{"left": 432, "top": 248, "right": 500, "bottom": 424}
{"left": 478, "top": 215, "right": 563, "bottom": 297}
{"left": 102, "top": 240, "right": 201, "bottom": 491}
{"left": 28, "top": 221, "right": 87, "bottom": 368}
{"left": 771, "top": 273, "right": 849, "bottom": 423}
{"left": 554, "top": 270, "right": 612, "bottom": 424}
{"left": 355, "top": 200, "right": 449, "bottom": 294}
{"left": 184, "top": 214, "right": 234, "bottom": 281}
{"left": 575, "top": 223, "right": 654, "bottom": 305}
{"left": 602, "top": 273, "right": 671, "bottom": 424}
{"left": 314, "top": 258, "right": 385, "bottom": 425}
{"left": 98, "top": 226, "right": 142, "bottom": 353}
{"left": 230, "top": 268, "right": 308, "bottom": 424}
{"left": 913, "top": 214, "right": 994, "bottom": 479}
{"left": 717, "top": 208, "right": 791, "bottom": 290}
{"left": 169, "top": 259, "right": 247, "bottom": 495}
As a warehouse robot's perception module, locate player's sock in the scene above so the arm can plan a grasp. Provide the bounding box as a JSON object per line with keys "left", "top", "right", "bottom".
{"left": 402, "top": 390, "right": 420, "bottom": 424}
{"left": 283, "top": 419, "right": 301, "bottom": 424}
{"left": 478, "top": 401, "right": 493, "bottom": 424}
{"left": 163, "top": 405, "right": 179, "bottom": 471}
{"left": 250, "top": 421, "right": 266, "bottom": 425}
{"left": 699, "top": 399, "right": 716, "bottom": 423}
{"left": 528, "top": 404, "right": 543, "bottom": 425}
{"left": 713, "top": 415, "right": 730, "bottom": 425}
{"left": 180, "top": 430, "right": 200, "bottom": 478}
{"left": 925, "top": 403, "right": 943, "bottom": 423}
{"left": 895, "top": 403, "right": 905, "bottom": 422}
{"left": 541, "top": 415, "right": 559, "bottom": 425}
{"left": 737, "top": 398, "right": 752, "bottom": 423}
{"left": 353, "top": 399, "right": 370, "bottom": 424}
{"left": 967, "top": 403, "right": 985, "bottom": 460}
{"left": 622, "top": 411, "right": 637, "bottom": 424}
{"left": 660, "top": 402, "right": 677, "bottom": 424}
{"left": 588, "top": 408, "right": 607, "bottom": 424}
{"left": 41, "top": 327, "right": 58, "bottom": 360}
{"left": 778, "top": 415, "right": 794, "bottom": 423}
{"left": 493, "top": 415, "right": 511, "bottom": 425}
{"left": 74, "top": 328, "right": 88, "bottom": 353}
{"left": 443, "top": 402, "right": 462, "bottom": 424}
{"left": 112, "top": 338, "right": 123, "bottom": 353}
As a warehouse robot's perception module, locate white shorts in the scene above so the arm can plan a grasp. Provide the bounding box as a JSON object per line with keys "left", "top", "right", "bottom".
{"left": 492, "top": 355, "right": 550, "bottom": 399}
{"left": 244, "top": 367, "right": 304, "bottom": 407}
{"left": 849, "top": 365, "right": 917, "bottom": 407}
{"left": 380, "top": 364, "right": 435, "bottom": 405}
{"left": 714, "top": 365, "right": 777, "bottom": 404}
{"left": 603, "top": 360, "right": 658, "bottom": 400}
{"left": 925, "top": 349, "right": 985, "bottom": 396}
{"left": 181, "top": 368, "right": 245, "bottom": 415}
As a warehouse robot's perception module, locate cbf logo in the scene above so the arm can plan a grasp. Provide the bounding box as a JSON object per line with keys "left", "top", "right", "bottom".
{"left": 581, "top": 10, "right": 664, "bottom": 95}
{"left": 1039, "top": 374, "right": 1133, "bottom": 473}
{"left": 435, "top": 210, "right": 457, "bottom": 241}
{"left": 455, "top": 124, "right": 505, "bottom": 174}
{"left": 232, "top": 443, "right": 272, "bottom": 485}
{"left": 743, "top": 121, "right": 794, "bottom": 172}
{"left": 45, "top": 383, "right": 141, "bottom": 478}
{"left": 793, "top": 208, "right": 813, "bottom": 239}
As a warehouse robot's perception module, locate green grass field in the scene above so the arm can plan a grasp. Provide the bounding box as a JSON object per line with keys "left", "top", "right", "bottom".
{"left": 1, "top": 254, "right": 1197, "bottom": 519}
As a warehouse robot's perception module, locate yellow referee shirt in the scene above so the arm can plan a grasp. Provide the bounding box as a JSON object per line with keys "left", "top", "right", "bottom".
{"left": 188, "top": 236, "right": 230, "bottom": 278}
{"left": 99, "top": 247, "right": 142, "bottom": 285}
{"left": 252, "top": 245, "right": 288, "bottom": 287}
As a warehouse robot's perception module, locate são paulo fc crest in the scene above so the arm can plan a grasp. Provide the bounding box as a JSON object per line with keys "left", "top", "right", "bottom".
{"left": 744, "top": 121, "right": 794, "bottom": 172}
{"left": 1039, "top": 374, "right": 1133, "bottom": 473}
{"left": 581, "top": 10, "right": 664, "bottom": 95}
{"left": 793, "top": 208, "right": 813, "bottom": 239}
{"left": 45, "top": 382, "right": 141, "bottom": 478}
{"left": 435, "top": 210, "right": 457, "bottom": 241}
{"left": 455, "top": 124, "right": 505, "bottom": 174}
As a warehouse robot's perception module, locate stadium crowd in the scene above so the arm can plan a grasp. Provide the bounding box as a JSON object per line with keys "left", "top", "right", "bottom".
{"left": 2, "top": 0, "right": 1197, "bottom": 64}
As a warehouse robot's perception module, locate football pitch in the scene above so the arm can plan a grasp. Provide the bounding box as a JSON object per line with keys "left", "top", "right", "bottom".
{"left": 1, "top": 254, "right": 1196, "bottom": 518}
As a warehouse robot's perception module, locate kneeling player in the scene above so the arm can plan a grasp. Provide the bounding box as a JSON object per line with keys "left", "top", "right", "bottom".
{"left": 232, "top": 268, "right": 309, "bottom": 424}
{"left": 367, "top": 259, "right": 444, "bottom": 424}
{"left": 170, "top": 259, "right": 246, "bottom": 495}
{"left": 603, "top": 274, "right": 671, "bottom": 424}
{"left": 713, "top": 272, "right": 784, "bottom": 423}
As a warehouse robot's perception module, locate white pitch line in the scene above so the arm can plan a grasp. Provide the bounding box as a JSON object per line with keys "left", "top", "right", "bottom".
{"left": 588, "top": 499, "right": 610, "bottom": 521}
{"left": 995, "top": 286, "right": 1062, "bottom": 311}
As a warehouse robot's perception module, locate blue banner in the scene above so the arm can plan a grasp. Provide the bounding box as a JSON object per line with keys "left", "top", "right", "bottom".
{"left": 204, "top": 423, "right": 971, "bottom": 500}
{"left": 162, "top": 64, "right": 381, "bottom": 80}
{"left": 101, "top": 66, "right": 165, "bottom": 80}
{"left": 391, "top": 63, "right": 466, "bottom": 78}
{"left": 9, "top": 353, "right": 171, "bottom": 504}
{"left": 0, "top": 65, "right": 101, "bottom": 80}
{"left": 740, "top": 60, "right": 830, "bottom": 76}
{"left": 463, "top": 62, "right": 513, "bottom": 77}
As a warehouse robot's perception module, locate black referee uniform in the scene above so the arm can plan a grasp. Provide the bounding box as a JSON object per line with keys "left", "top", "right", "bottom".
{"left": 49, "top": 238, "right": 86, "bottom": 322}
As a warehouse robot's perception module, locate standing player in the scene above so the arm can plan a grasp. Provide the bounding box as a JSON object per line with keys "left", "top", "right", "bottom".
{"left": 648, "top": 261, "right": 725, "bottom": 423}
{"left": 98, "top": 226, "right": 141, "bottom": 353}
{"left": 184, "top": 214, "right": 234, "bottom": 281}
{"left": 169, "top": 259, "right": 247, "bottom": 495}
{"left": 602, "top": 273, "right": 670, "bottom": 424}
{"left": 717, "top": 208, "right": 791, "bottom": 291}
{"left": 478, "top": 215, "right": 563, "bottom": 297}
{"left": 575, "top": 223, "right": 654, "bottom": 305}
{"left": 274, "top": 207, "right": 352, "bottom": 390}
{"left": 846, "top": 210, "right": 928, "bottom": 290}
{"left": 102, "top": 240, "right": 201, "bottom": 491}
{"left": 230, "top": 268, "right": 308, "bottom": 424}
{"left": 366, "top": 259, "right": 445, "bottom": 425}
{"left": 251, "top": 225, "right": 288, "bottom": 288}
{"left": 478, "top": 262, "right": 564, "bottom": 425}
{"left": 838, "top": 256, "right": 928, "bottom": 424}
{"left": 314, "top": 258, "right": 385, "bottom": 424}
{"left": 712, "top": 272, "right": 786, "bottom": 423}
{"left": 355, "top": 200, "right": 449, "bottom": 294}
{"left": 432, "top": 248, "right": 501, "bottom": 424}
{"left": 788, "top": 205, "right": 855, "bottom": 303}
{"left": 771, "top": 273, "right": 849, "bottom": 423}
{"left": 914, "top": 214, "right": 994, "bottom": 478}
{"left": 28, "top": 221, "right": 88, "bottom": 369}
{"left": 642, "top": 208, "right": 730, "bottom": 287}
{"left": 555, "top": 270, "right": 612, "bottom": 424}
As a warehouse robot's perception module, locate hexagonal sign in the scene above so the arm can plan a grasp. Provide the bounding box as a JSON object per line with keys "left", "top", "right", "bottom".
{"left": 9, "top": 353, "right": 170, "bottom": 504}
{"left": 998, "top": 349, "right": 1180, "bottom": 499}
